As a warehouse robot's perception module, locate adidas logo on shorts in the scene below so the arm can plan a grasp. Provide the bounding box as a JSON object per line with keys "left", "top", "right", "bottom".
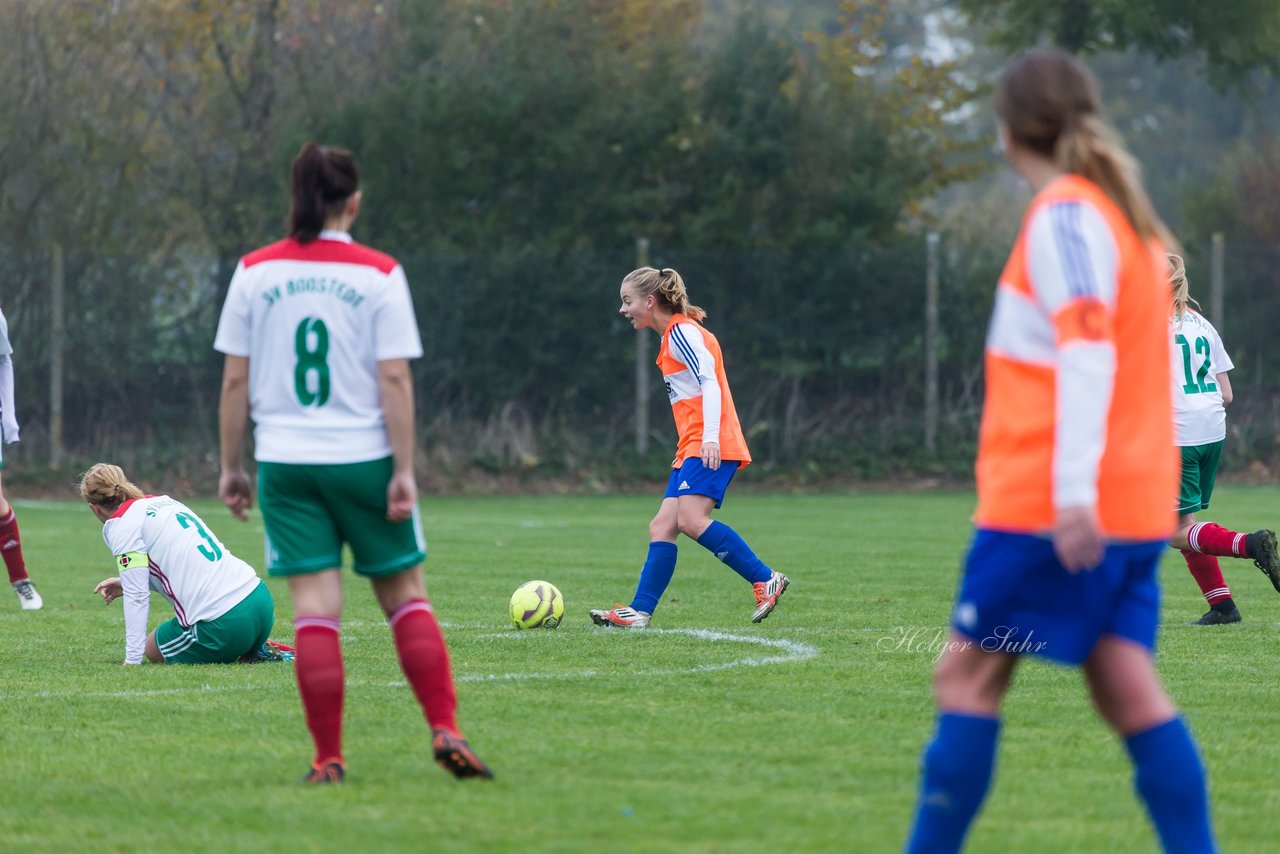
{"left": 678, "top": 480, "right": 690, "bottom": 490}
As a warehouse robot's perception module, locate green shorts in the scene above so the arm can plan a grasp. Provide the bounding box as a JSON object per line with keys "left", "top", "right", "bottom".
{"left": 1178, "top": 441, "right": 1224, "bottom": 515}
{"left": 257, "top": 457, "right": 426, "bottom": 577}
{"left": 155, "top": 580, "right": 274, "bottom": 664}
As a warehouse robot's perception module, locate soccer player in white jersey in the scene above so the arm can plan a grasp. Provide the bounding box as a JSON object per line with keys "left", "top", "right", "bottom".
{"left": 215, "top": 142, "right": 491, "bottom": 784}
{"left": 1165, "top": 254, "right": 1279, "bottom": 625}
{"left": 0, "top": 308, "right": 40, "bottom": 610}
{"left": 80, "top": 463, "right": 288, "bottom": 664}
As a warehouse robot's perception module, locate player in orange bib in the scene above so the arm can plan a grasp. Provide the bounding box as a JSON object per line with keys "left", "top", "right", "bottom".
{"left": 589, "top": 267, "right": 788, "bottom": 629}
{"left": 906, "top": 50, "right": 1217, "bottom": 852}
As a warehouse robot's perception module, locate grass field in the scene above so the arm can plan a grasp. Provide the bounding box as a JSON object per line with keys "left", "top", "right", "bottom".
{"left": 2, "top": 486, "right": 1279, "bottom": 852}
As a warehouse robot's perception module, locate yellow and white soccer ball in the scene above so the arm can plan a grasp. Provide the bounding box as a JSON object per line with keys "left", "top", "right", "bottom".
{"left": 509, "top": 580, "right": 564, "bottom": 629}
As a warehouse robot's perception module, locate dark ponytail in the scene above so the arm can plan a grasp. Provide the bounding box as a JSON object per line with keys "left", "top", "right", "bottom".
{"left": 287, "top": 143, "right": 359, "bottom": 243}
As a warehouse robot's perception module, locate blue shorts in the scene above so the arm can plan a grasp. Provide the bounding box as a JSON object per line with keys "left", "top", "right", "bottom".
{"left": 664, "top": 458, "right": 741, "bottom": 509}
{"left": 951, "top": 529, "right": 1165, "bottom": 666}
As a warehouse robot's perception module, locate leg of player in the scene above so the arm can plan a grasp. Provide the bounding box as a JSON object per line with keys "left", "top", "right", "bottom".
{"left": 372, "top": 567, "right": 493, "bottom": 780}
{"left": 144, "top": 630, "right": 165, "bottom": 663}
{"left": 906, "top": 637, "right": 1017, "bottom": 853}
{"left": 289, "top": 569, "right": 346, "bottom": 783}
{"left": 680, "top": 493, "right": 788, "bottom": 623}
{"left": 1083, "top": 635, "right": 1216, "bottom": 851}
{"left": 1172, "top": 512, "right": 1240, "bottom": 625}
{"left": 590, "top": 498, "right": 679, "bottom": 629}
{"left": 1176, "top": 519, "right": 1280, "bottom": 593}
{"left": 0, "top": 472, "right": 39, "bottom": 611}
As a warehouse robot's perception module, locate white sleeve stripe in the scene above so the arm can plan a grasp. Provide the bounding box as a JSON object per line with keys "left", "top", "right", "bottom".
{"left": 669, "top": 325, "right": 701, "bottom": 375}
{"left": 1052, "top": 203, "right": 1097, "bottom": 299}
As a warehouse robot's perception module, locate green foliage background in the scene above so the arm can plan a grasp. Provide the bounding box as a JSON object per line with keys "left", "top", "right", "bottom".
{"left": 1, "top": 0, "right": 1279, "bottom": 486}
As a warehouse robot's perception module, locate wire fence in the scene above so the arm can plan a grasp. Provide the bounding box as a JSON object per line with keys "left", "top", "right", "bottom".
{"left": 4, "top": 234, "right": 1278, "bottom": 484}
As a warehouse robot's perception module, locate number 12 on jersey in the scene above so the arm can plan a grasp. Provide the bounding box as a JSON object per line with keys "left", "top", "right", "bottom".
{"left": 1175, "top": 333, "right": 1217, "bottom": 395}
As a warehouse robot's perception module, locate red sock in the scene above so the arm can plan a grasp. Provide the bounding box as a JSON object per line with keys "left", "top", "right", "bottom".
{"left": 388, "top": 598, "right": 459, "bottom": 736}
{"left": 1186, "top": 522, "right": 1248, "bottom": 557}
{"left": 294, "top": 616, "right": 344, "bottom": 764}
{"left": 0, "top": 509, "right": 28, "bottom": 583}
{"left": 1182, "top": 550, "right": 1232, "bottom": 605}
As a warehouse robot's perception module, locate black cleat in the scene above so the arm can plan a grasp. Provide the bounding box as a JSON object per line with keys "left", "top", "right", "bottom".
{"left": 300, "top": 759, "right": 345, "bottom": 784}
{"left": 1246, "top": 529, "right": 1280, "bottom": 593}
{"left": 1193, "top": 602, "right": 1242, "bottom": 625}
{"left": 432, "top": 729, "right": 494, "bottom": 780}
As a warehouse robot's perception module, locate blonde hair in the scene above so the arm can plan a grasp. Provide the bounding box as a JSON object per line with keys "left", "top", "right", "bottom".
{"left": 996, "top": 49, "right": 1176, "bottom": 249}
{"left": 79, "top": 463, "right": 145, "bottom": 509}
{"left": 1168, "top": 253, "right": 1200, "bottom": 324}
{"left": 620, "top": 267, "right": 706, "bottom": 322}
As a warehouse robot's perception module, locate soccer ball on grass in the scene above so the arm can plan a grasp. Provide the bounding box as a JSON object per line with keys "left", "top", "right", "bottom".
{"left": 509, "top": 580, "right": 564, "bottom": 629}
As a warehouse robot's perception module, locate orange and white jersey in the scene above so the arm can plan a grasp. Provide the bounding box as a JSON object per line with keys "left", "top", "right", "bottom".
{"left": 1170, "top": 309, "right": 1232, "bottom": 446}
{"left": 975, "top": 175, "right": 1176, "bottom": 540}
{"left": 657, "top": 314, "right": 750, "bottom": 467}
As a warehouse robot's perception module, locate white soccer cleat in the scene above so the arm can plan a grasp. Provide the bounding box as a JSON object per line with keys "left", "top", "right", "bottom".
{"left": 751, "top": 571, "right": 789, "bottom": 623}
{"left": 589, "top": 605, "right": 650, "bottom": 629}
{"left": 12, "top": 579, "right": 42, "bottom": 611}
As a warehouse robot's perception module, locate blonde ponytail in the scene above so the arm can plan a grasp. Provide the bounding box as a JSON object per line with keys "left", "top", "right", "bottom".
{"left": 621, "top": 267, "right": 707, "bottom": 322}
{"left": 79, "top": 463, "right": 145, "bottom": 509}
{"left": 1168, "top": 253, "right": 1199, "bottom": 325}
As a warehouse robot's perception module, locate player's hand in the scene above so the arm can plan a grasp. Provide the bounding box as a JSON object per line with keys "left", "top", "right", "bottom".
{"left": 219, "top": 468, "right": 253, "bottom": 521}
{"left": 1053, "top": 505, "right": 1104, "bottom": 572}
{"left": 386, "top": 470, "right": 417, "bottom": 523}
{"left": 94, "top": 577, "right": 123, "bottom": 605}
{"left": 700, "top": 442, "right": 721, "bottom": 471}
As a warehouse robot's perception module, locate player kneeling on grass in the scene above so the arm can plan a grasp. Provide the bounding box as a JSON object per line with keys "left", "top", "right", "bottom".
{"left": 80, "top": 463, "right": 294, "bottom": 666}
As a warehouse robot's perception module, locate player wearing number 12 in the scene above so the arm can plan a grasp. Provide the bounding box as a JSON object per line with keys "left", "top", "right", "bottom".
{"left": 215, "top": 143, "right": 491, "bottom": 784}
{"left": 1166, "top": 254, "right": 1280, "bottom": 625}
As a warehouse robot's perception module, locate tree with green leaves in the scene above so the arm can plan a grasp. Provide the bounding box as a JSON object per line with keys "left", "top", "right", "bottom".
{"left": 958, "top": 0, "right": 1280, "bottom": 83}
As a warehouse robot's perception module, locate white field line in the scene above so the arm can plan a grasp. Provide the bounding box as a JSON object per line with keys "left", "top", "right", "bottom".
{"left": 454, "top": 628, "right": 819, "bottom": 683}
{"left": 3, "top": 628, "right": 820, "bottom": 701}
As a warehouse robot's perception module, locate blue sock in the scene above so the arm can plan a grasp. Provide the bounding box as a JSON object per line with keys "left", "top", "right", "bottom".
{"left": 629, "top": 541, "right": 678, "bottom": 614}
{"left": 906, "top": 713, "right": 1000, "bottom": 854}
{"left": 1125, "top": 717, "right": 1217, "bottom": 854}
{"left": 695, "top": 520, "right": 772, "bottom": 584}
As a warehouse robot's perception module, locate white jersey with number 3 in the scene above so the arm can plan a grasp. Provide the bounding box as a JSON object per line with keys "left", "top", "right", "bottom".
{"left": 104, "top": 495, "right": 261, "bottom": 663}
{"left": 1170, "top": 310, "right": 1233, "bottom": 446}
{"left": 213, "top": 230, "right": 424, "bottom": 464}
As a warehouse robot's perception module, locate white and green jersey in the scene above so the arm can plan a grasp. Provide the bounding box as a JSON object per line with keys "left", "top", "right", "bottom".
{"left": 0, "top": 308, "right": 20, "bottom": 445}
{"left": 104, "top": 495, "right": 261, "bottom": 664}
{"left": 1170, "top": 310, "right": 1233, "bottom": 446}
{"left": 213, "top": 230, "right": 424, "bottom": 464}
